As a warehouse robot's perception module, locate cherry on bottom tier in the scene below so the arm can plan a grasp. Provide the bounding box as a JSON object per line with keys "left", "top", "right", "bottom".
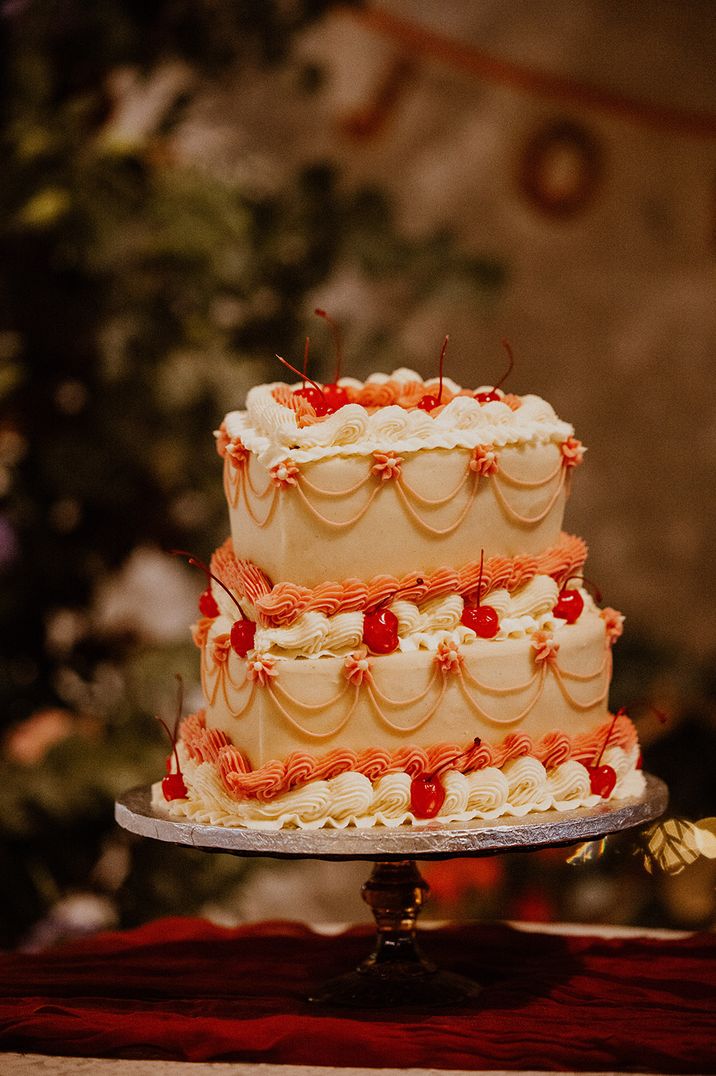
{"left": 154, "top": 604, "right": 645, "bottom": 829}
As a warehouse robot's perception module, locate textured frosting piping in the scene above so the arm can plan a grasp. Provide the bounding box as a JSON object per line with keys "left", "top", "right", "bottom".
{"left": 223, "top": 369, "right": 575, "bottom": 466}
{"left": 156, "top": 743, "right": 645, "bottom": 829}
{"left": 179, "top": 710, "right": 637, "bottom": 803}
{"left": 210, "top": 532, "right": 588, "bottom": 628}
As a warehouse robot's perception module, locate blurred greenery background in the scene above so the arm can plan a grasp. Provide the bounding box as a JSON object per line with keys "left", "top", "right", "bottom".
{"left": 1, "top": 0, "right": 714, "bottom": 948}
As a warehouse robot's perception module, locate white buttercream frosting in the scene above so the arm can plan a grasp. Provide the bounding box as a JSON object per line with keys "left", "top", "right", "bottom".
{"left": 213, "top": 574, "right": 568, "bottom": 659}
{"left": 223, "top": 370, "right": 574, "bottom": 467}
{"left": 155, "top": 746, "right": 645, "bottom": 830}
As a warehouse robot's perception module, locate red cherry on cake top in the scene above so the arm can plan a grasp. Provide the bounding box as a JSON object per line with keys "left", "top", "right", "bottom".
{"left": 462, "top": 604, "right": 499, "bottom": 638}
{"left": 277, "top": 339, "right": 329, "bottom": 416}
{"left": 553, "top": 587, "right": 584, "bottom": 624}
{"left": 410, "top": 771, "right": 446, "bottom": 819}
{"left": 553, "top": 574, "right": 601, "bottom": 625}
{"left": 474, "top": 338, "right": 514, "bottom": 403}
{"left": 162, "top": 771, "right": 188, "bottom": 800}
{"left": 418, "top": 335, "right": 449, "bottom": 412}
{"left": 230, "top": 618, "right": 257, "bottom": 658}
{"left": 410, "top": 737, "right": 482, "bottom": 819}
{"left": 362, "top": 607, "right": 400, "bottom": 654}
{"left": 362, "top": 577, "right": 424, "bottom": 654}
{"left": 460, "top": 549, "right": 499, "bottom": 638}
{"left": 587, "top": 707, "right": 623, "bottom": 798}
{"left": 198, "top": 586, "right": 220, "bottom": 619}
{"left": 157, "top": 674, "right": 188, "bottom": 802}
{"left": 314, "top": 307, "right": 349, "bottom": 411}
{"left": 589, "top": 764, "right": 617, "bottom": 799}
{"left": 171, "top": 550, "right": 257, "bottom": 657}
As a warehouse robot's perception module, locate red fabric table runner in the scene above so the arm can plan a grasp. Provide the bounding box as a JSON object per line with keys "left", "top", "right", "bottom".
{"left": 0, "top": 917, "right": 713, "bottom": 1072}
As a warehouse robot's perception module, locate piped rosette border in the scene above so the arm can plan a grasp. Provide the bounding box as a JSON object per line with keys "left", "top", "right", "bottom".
{"left": 193, "top": 532, "right": 592, "bottom": 659}
{"left": 156, "top": 711, "right": 645, "bottom": 830}
{"left": 222, "top": 369, "right": 578, "bottom": 468}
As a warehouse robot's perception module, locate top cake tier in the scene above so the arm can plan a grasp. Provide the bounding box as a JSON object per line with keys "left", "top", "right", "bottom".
{"left": 218, "top": 369, "right": 583, "bottom": 589}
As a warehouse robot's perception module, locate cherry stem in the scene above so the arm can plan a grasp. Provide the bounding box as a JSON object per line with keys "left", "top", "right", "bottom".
{"left": 302, "top": 336, "right": 310, "bottom": 384}
{"left": 436, "top": 334, "right": 448, "bottom": 404}
{"left": 170, "top": 549, "right": 246, "bottom": 619}
{"left": 561, "top": 573, "right": 603, "bottom": 603}
{"left": 593, "top": 707, "right": 624, "bottom": 767}
{"left": 156, "top": 675, "right": 184, "bottom": 776}
{"left": 275, "top": 348, "right": 327, "bottom": 405}
{"left": 372, "top": 576, "right": 424, "bottom": 612}
{"left": 315, "top": 308, "right": 343, "bottom": 383}
{"left": 427, "top": 736, "right": 482, "bottom": 781}
{"left": 476, "top": 548, "right": 485, "bottom": 608}
{"left": 493, "top": 338, "right": 515, "bottom": 391}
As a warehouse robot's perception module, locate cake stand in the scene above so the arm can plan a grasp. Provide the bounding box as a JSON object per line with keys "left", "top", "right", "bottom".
{"left": 115, "top": 774, "right": 667, "bottom": 1008}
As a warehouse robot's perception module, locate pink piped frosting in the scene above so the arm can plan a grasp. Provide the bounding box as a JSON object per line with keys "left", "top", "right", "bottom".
{"left": 245, "top": 651, "right": 277, "bottom": 686}
{"left": 371, "top": 451, "right": 403, "bottom": 481}
{"left": 205, "top": 533, "right": 587, "bottom": 630}
{"left": 344, "top": 650, "right": 373, "bottom": 686}
{"left": 531, "top": 630, "right": 559, "bottom": 665}
{"left": 469, "top": 445, "right": 499, "bottom": 476}
{"left": 601, "top": 607, "right": 625, "bottom": 644}
{"left": 180, "top": 711, "right": 638, "bottom": 803}
{"left": 561, "top": 436, "right": 585, "bottom": 468}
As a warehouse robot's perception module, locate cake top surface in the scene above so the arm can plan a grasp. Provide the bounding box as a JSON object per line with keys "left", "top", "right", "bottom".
{"left": 222, "top": 368, "right": 574, "bottom": 467}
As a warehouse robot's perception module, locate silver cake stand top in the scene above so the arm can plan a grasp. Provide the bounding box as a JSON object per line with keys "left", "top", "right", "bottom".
{"left": 115, "top": 773, "right": 667, "bottom": 861}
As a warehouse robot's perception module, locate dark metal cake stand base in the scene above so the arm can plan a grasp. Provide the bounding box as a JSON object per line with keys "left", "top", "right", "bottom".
{"left": 116, "top": 774, "right": 667, "bottom": 1008}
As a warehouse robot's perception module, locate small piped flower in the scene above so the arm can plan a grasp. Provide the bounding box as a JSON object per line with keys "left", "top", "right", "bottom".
{"left": 246, "top": 650, "right": 277, "bottom": 686}
{"left": 531, "top": 629, "right": 560, "bottom": 665}
{"left": 192, "top": 616, "right": 214, "bottom": 650}
{"left": 226, "top": 437, "right": 250, "bottom": 469}
{"left": 215, "top": 422, "right": 230, "bottom": 459}
{"left": 372, "top": 451, "right": 403, "bottom": 481}
{"left": 436, "top": 639, "right": 463, "bottom": 674}
{"left": 601, "top": 607, "right": 625, "bottom": 645}
{"left": 469, "top": 445, "right": 499, "bottom": 477}
{"left": 212, "top": 632, "right": 232, "bottom": 666}
{"left": 270, "top": 459, "right": 300, "bottom": 488}
{"left": 561, "top": 436, "right": 585, "bottom": 468}
{"left": 344, "top": 649, "right": 373, "bottom": 686}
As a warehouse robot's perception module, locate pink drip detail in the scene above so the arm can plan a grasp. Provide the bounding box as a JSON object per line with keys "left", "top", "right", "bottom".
{"left": 491, "top": 465, "right": 566, "bottom": 525}
{"left": 180, "top": 712, "right": 637, "bottom": 803}
{"left": 457, "top": 663, "right": 548, "bottom": 725}
{"left": 264, "top": 682, "right": 361, "bottom": 740}
{"left": 366, "top": 676, "right": 448, "bottom": 734}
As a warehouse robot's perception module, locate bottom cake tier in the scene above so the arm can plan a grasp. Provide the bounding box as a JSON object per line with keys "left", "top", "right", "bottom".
{"left": 154, "top": 604, "right": 645, "bottom": 830}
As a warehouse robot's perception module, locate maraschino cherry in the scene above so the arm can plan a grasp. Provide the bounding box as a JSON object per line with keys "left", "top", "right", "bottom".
{"left": 198, "top": 586, "right": 220, "bottom": 618}
{"left": 410, "top": 737, "right": 482, "bottom": 819}
{"left": 157, "top": 675, "right": 188, "bottom": 801}
{"left": 588, "top": 707, "right": 624, "bottom": 798}
{"left": 553, "top": 574, "right": 601, "bottom": 625}
{"left": 474, "top": 338, "right": 514, "bottom": 403}
{"left": 418, "top": 335, "right": 449, "bottom": 412}
{"left": 171, "top": 550, "right": 257, "bottom": 657}
{"left": 461, "top": 549, "right": 499, "bottom": 638}
{"left": 362, "top": 577, "right": 424, "bottom": 654}
{"left": 276, "top": 338, "right": 328, "bottom": 416}
{"left": 314, "top": 307, "right": 349, "bottom": 411}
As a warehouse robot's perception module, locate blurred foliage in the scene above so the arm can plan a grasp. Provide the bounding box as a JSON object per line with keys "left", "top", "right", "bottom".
{"left": 0, "top": 0, "right": 506, "bottom": 946}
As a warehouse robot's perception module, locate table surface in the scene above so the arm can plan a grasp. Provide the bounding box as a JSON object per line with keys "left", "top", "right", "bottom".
{"left": 0, "top": 920, "right": 699, "bottom": 1076}
{"left": 0, "top": 1054, "right": 676, "bottom": 1076}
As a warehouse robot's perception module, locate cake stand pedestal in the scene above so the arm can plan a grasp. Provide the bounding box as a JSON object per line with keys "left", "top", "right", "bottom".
{"left": 115, "top": 774, "right": 667, "bottom": 1008}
